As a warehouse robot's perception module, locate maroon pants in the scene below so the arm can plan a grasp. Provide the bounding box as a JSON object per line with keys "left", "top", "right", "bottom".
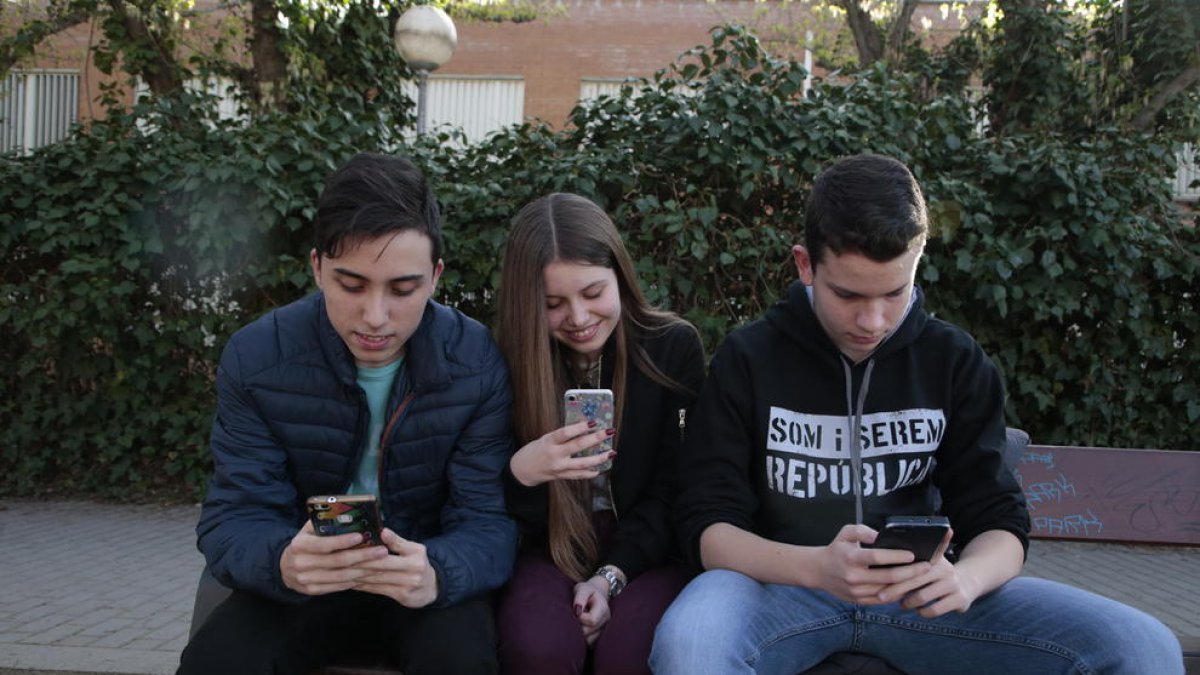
{"left": 496, "top": 549, "right": 690, "bottom": 675}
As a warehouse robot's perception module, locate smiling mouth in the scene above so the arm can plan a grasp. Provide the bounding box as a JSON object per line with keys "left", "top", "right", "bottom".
{"left": 563, "top": 324, "right": 600, "bottom": 342}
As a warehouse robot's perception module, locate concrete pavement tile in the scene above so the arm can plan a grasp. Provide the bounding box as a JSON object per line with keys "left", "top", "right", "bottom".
{"left": 7, "top": 615, "right": 69, "bottom": 635}
{"left": 54, "top": 634, "right": 102, "bottom": 647}
{"left": 76, "top": 618, "right": 135, "bottom": 638}
{"left": 123, "top": 638, "right": 171, "bottom": 652}
{"left": 89, "top": 627, "right": 145, "bottom": 649}
{"left": 2, "top": 643, "right": 178, "bottom": 675}
{"left": 17, "top": 622, "right": 87, "bottom": 645}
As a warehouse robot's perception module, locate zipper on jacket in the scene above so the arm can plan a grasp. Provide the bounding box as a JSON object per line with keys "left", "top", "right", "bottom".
{"left": 678, "top": 407, "right": 687, "bottom": 442}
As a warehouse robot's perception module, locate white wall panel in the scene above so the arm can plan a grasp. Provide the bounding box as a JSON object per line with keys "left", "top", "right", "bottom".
{"left": 1, "top": 70, "right": 79, "bottom": 155}
{"left": 405, "top": 75, "right": 525, "bottom": 144}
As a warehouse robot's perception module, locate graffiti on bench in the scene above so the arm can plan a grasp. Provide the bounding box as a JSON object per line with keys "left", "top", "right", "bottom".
{"left": 1015, "top": 445, "right": 1199, "bottom": 545}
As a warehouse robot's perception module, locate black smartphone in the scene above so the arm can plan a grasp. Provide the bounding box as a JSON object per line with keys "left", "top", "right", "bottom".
{"left": 866, "top": 515, "right": 950, "bottom": 565}
{"left": 305, "top": 494, "right": 383, "bottom": 547}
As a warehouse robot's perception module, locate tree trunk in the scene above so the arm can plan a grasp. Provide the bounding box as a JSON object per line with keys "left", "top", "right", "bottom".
{"left": 883, "top": 0, "right": 920, "bottom": 63}
{"left": 837, "top": 0, "right": 885, "bottom": 66}
{"left": 249, "top": 0, "right": 287, "bottom": 112}
{"left": 107, "top": 0, "right": 181, "bottom": 96}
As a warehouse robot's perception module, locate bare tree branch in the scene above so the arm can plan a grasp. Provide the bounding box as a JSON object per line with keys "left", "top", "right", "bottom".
{"left": 1131, "top": 60, "right": 1200, "bottom": 131}
{"left": 0, "top": 0, "right": 96, "bottom": 77}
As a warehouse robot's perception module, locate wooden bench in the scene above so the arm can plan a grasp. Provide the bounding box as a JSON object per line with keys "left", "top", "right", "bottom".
{"left": 1016, "top": 442, "right": 1199, "bottom": 674}
{"left": 1015, "top": 443, "right": 1199, "bottom": 545}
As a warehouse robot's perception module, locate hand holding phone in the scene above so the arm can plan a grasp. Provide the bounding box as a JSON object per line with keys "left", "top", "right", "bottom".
{"left": 305, "top": 494, "right": 383, "bottom": 548}
{"left": 564, "top": 388, "right": 615, "bottom": 472}
{"left": 865, "top": 515, "right": 950, "bottom": 567}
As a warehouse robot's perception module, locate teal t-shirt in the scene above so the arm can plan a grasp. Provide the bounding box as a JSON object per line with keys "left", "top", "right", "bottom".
{"left": 347, "top": 358, "right": 404, "bottom": 501}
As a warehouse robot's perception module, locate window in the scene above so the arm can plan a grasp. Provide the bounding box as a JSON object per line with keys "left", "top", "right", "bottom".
{"left": 580, "top": 77, "right": 631, "bottom": 102}
{"left": 0, "top": 70, "right": 80, "bottom": 155}
{"left": 403, "top": 75, "right": 525, "bottom": 144}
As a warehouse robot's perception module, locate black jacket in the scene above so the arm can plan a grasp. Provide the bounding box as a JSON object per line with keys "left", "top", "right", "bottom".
{"left": 505, "top": 322, "right": 706, "bottom": 581}
{"left": 675, "top": 281, "right": 1029, "bottom": 570}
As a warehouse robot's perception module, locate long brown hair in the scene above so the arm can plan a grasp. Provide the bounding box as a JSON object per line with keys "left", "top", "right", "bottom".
{"left": 496, "top": 193, "right": 694, "bottom": 580}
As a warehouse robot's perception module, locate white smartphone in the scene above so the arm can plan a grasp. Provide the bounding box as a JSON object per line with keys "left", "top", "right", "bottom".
{"left": 564, "top": 388, "right": 615, "bottom": 472}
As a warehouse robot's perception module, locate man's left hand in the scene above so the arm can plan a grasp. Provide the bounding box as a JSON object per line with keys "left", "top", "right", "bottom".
{"left": 875, "top": 528, "right": 982, "bottom": 618}
{"left": 353, "top": 528, "right": 439, "bottom": 608}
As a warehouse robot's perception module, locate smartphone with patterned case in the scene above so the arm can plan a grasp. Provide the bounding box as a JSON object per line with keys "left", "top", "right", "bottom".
{"left": 564, "top": 388, "right": 615, "bottom": 472}
{"left": 305, "top": 494, "right": 383, "bottom": 547}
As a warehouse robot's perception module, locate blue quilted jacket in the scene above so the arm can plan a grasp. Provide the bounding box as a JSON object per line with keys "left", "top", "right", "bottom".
{"left": 196, "top": 292, "right": 517, "bottom": 607}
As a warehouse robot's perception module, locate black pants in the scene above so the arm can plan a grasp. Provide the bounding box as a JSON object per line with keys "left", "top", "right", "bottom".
{"left": 178, "top": 589, "right": 498, "bottom": 675}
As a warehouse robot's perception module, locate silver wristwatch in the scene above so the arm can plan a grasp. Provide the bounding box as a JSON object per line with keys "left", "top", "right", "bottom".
{"left": 593, "top": 565, "right": 626, "bottom": 598}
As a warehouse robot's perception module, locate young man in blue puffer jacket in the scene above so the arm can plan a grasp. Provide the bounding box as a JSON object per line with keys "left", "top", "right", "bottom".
{"left": 179, "top": 153, "right": 517, "bottom": 674}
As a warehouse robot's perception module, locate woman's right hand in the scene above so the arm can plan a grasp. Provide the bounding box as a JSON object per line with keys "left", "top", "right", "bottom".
{"left": 510, "top": 420, "right": 615, "bottom": 486}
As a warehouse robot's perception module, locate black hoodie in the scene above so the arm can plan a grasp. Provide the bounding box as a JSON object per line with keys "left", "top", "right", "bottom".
{"left": 675, "top": 281, "right": 1029, "bottom": 570}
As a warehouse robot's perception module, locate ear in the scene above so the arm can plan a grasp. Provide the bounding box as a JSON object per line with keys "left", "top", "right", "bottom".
{"left": 792, "top": 245, "right": 815, "bottom": 285}
{"left": 309, "top": 249, "right": 324, "bottom": 289}
{"left": 430, "top": 259, "right": 445, "bottom": 289}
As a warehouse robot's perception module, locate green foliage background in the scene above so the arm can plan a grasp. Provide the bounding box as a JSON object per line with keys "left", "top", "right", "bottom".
{"left": 1, "top": 25, "right": 1197, "bottom": 501}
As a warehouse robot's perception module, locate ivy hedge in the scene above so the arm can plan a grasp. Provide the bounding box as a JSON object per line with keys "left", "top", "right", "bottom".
{"left": 1, "top": 28, "right": 1196, "bottom": 501}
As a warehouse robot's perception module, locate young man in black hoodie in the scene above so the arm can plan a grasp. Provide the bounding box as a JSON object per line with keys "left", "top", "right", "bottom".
{"left": 650, "top": 154, "right": 1182, "bottom": 674}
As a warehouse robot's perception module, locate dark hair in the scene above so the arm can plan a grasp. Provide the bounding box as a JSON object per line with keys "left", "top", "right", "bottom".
{"left": 804, "top": 153, "right": 928, "bottom": 267}
{"left": 313, "top": 153, "right": 444, "bottom": 263}
{"left": 495, "top": 192, "right": 695, "bottom": 581}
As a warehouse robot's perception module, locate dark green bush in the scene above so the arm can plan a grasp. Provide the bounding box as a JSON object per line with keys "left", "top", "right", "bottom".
{"left": 2, "top": 27, "right": 1195, "bottom": 503}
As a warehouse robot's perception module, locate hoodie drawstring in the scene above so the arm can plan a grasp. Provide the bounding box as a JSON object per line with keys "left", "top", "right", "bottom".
{"left": 843, "top": 358, "right": 875, "bottom": 525}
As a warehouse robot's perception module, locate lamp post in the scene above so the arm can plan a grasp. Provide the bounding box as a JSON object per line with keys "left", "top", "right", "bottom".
{"left": 394, "top": 5, "right": 458, "bottom": 135}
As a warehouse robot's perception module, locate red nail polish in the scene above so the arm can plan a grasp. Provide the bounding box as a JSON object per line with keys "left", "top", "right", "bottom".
{"left": 587, "top": 420, "right": 598, "bottom": 428}
{"left": 605, "top": 428, "right": 616, "bottom": 437}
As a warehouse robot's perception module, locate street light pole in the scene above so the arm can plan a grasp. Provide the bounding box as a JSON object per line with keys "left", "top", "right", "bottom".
{"left": 394, "top": 6, "right": 458, "bottom": 137}
{"left": 415, "top": 69, "right": 430, "bottom": 135}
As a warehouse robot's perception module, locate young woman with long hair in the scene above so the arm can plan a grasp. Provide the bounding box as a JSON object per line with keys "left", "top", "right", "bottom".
{"left": 494, "top": 193, "right": 705, "bottom": 674}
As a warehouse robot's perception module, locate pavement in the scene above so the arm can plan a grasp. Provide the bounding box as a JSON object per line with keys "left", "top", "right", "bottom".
{"left": 0, "top": 499, "right": 1197, "bottom": 675}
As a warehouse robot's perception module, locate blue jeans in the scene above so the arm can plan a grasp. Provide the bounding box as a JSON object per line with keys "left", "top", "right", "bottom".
{"left": 650, "top": 570, "right": 1182, "bottom": 675}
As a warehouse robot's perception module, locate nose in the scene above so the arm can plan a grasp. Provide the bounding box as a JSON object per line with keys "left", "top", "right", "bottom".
{"left": 567, "top": 300, "right": 589, "bottom": 327}
{"left": 857, "top": 299, "right": 887, "bottom": 335}
{"left": 363, "top": 290, "right": 389, "bottom": 328}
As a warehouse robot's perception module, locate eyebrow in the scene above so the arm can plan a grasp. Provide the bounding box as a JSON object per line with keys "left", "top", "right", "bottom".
{"left": 829, "top": 282, "right": 908, "bottom": 297}
{"left": 333, "top": 268, "right": 424, "bottom": 284}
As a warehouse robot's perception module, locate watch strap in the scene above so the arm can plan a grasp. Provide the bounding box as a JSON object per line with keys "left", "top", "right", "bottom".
{"left": 593, "top": 565, "right": 626, "bottom": 598}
